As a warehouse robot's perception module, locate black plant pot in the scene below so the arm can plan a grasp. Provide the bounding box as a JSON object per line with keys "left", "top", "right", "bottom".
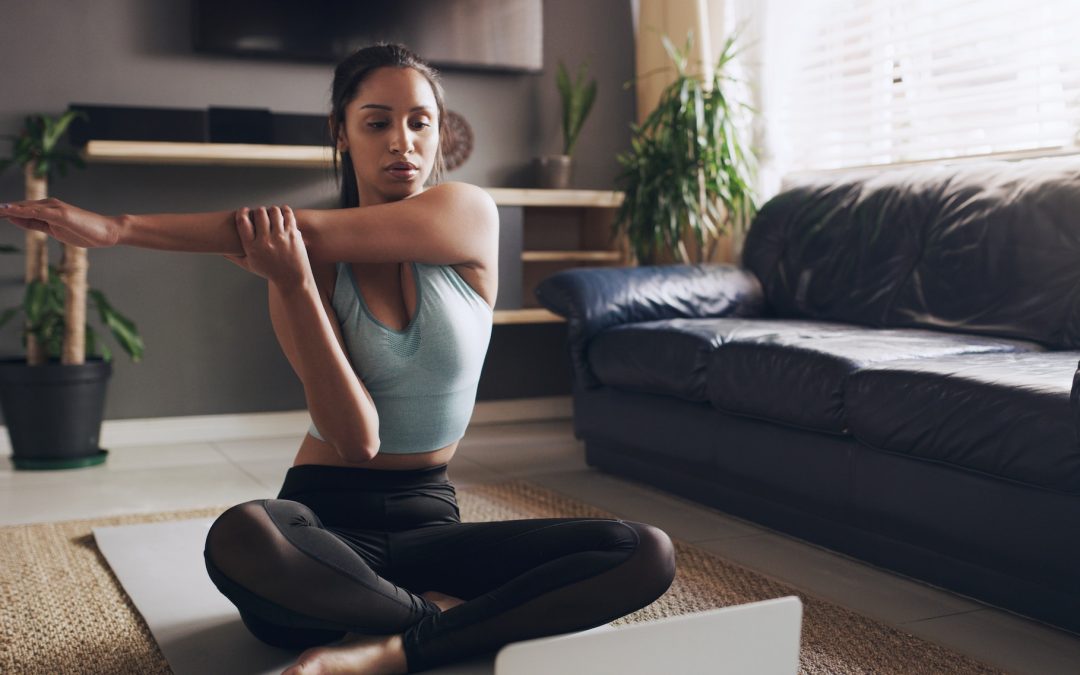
{"left": 0, "top": 357, "right": 111, "bottom": 470}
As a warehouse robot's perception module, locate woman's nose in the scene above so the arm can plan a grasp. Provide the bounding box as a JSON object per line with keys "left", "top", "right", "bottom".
{"left": 389, "top": 124, "right": 415, "bottom": 155}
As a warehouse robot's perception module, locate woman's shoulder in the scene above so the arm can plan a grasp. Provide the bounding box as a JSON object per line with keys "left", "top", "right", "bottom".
{"left": 419, "top": 182, "right": 496, "bottom": 213}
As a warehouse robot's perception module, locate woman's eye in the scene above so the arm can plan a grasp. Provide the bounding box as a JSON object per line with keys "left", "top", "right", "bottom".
{"left": 364, "top": 120, "right": 429, "bottom": 130}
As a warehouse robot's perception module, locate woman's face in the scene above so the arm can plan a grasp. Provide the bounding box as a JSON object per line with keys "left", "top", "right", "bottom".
{"left": 337, "top": 66, "right": 441, "bottom": 206}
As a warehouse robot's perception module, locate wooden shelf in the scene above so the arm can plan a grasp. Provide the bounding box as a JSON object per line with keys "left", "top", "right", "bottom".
{"left": 521, "top": 250, "right": 623, "bottom": 262}
{"left": 493, "top": 308, "right": 564, "bottom": 324}
{"left": 82, "top": 140, "right": 334, "bottom": 168}
{"left": 484, "top": 188, "right": 622, "bottom": 208}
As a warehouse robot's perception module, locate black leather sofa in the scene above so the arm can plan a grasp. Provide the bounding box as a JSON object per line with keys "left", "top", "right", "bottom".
{"left": 534, "top": 157, "right": 1080, "bottom": 634}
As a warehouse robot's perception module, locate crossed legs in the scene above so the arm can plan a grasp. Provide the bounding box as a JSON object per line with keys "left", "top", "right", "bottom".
{"left": 205, "top": 498, "right": 676, "bottom": 673}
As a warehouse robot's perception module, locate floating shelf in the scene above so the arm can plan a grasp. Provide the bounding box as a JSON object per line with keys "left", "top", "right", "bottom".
{"left": 82, "top": 140, "right": 334, "bottom": 168}
{"left": 493, "top": 308, "right": 564, "bottom": 324}
{"left": 521, "top": 250, "right": 623, "bottom": 262}
{"left": 483, "top": 188, "right": 622, "bottom": 208}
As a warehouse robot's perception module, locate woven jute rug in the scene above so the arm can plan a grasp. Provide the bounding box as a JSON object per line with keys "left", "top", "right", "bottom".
{"left": 0, "top": 478, "right": 999, "bottom": 675}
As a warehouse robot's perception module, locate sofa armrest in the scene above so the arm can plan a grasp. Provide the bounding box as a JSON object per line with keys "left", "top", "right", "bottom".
{"left": 1072, "top": 360, "right": 1080, "bottom": 435}
{"left": 534, "top": 263, "right": 765, "bottom": 388}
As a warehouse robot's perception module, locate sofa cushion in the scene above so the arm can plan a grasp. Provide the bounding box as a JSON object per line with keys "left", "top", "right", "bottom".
{"left": 534, "top": 264, "right": 765, "bottom": 389}
{"left": 704, "top": 321, "right": 1043, "bottom": 434}
{"left": 587, "top": 318, "right": 733, "bottom": 401}
{"left": 846, "top": 352, "right": 1080, "bottom": 493}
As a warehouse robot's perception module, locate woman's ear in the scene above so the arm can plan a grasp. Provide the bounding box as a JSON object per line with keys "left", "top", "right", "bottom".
{"left": 328, "top": 116, "right": 348, "bottom": 152}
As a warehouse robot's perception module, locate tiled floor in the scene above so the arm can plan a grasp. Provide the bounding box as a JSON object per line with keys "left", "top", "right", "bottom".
{"left": 3, "top": 419, "right": 1079, "bottom": 674}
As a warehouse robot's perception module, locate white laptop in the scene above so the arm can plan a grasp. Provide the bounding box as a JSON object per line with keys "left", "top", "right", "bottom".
{"left": 494, "top": 596, "right": 803, "bottom": 675}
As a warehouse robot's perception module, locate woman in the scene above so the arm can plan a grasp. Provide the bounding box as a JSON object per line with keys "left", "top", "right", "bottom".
{"left": 0, "top": 44, "right": 676, "bottom": 674}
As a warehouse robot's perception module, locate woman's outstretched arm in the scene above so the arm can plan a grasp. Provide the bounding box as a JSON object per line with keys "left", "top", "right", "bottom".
{"left": 0, "top": 181, "right": 497, "bottom": 264}
{"left": 119, "top": 210, "right": 244, "bottom": 254}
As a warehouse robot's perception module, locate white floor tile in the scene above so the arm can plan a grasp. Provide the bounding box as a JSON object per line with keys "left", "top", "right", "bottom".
{"left": 695, "top": 533, "right": 983, "bottom": 625}
{"left": 231, "top": 459, "right": 293, "bottom": 493}
{"left": 211, "top": 435, "right": 306, "bottom": 464}
{"left": 528, "top": 469, "right": 766, "bottom": 542}
{"left": 0, "top": 442, "right": 228, "bottom": 487}
{"left": 0, "top": 463, "right": 268, "bottom": 526}
{"left": 445, "top": 456, "right": 507, "bottom": 487}
{"left": 900, "top": 608, "right": 1080, "bottom": 675}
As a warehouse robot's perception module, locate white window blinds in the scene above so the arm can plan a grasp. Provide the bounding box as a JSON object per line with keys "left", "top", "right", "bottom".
{"left": 774, "top": 0, "right": 1080, "bottom": 171}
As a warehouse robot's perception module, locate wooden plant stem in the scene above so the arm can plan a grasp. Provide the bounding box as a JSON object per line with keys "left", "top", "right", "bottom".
{"left": 61, "top": 244, "right": 87, "bottom": 365}
{"left": 24, "top": 163, "right": 48, "bottom": 366}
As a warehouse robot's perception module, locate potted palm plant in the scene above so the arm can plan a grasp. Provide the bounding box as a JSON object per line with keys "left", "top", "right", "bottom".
{"left": 536, "top": 60, "right": 598, "bottom": 189}
{"left": 0, "top": 111, "right": 144, "bottom": 470}
{"left": 613, "top": 32, "right": 759, "bottom": 265}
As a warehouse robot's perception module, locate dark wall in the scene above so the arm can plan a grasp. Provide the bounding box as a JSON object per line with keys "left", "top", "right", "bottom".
{"left": 0, "top": 0, "right": 635, "bottom": 421}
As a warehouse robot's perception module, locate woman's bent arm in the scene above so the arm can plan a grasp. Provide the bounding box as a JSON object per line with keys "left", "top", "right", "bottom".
{"left": 296, "top": 182, "right": 498, "bottom": 265}
{"left": 269, "top": 278, "right": 380, "bottom": 462}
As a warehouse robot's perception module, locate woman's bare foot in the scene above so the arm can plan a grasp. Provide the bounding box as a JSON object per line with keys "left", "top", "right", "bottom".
{"left": 277, "top": 593, "right": 464, "bottom": 674}
{"left": 420, "top": 590, "right": 466, "bottom": 612}
{"left": 280, "top": 633, "right": 407, "bottom": 675}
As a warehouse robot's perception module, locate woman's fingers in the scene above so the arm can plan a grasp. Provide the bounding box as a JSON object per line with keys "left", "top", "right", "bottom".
{"left": 1, "top": 199, "right": 54, "bottom": 211}
{"left": 3, "top": 215, "right": 49, "bottom": 232}
{"left": 0, "top": 200, "right": 62, "bottom": 224}
{"left": 268, "top": 205, "right": 285, "bottom": 236}
{"left": 235, "top": 207, "right": 255, "bottom": 243}
{"left": 251, "top": 206, "right": 271, "bottom": 241}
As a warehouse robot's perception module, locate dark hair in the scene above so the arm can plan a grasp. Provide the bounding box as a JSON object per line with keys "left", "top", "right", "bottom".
{"left": 330, "top": 43, "right": 447, "bottom": 208}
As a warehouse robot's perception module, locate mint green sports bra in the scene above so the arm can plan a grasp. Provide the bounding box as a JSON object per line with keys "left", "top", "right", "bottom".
{"left": 308, "top": 261, "right": 493, "bottom": 454}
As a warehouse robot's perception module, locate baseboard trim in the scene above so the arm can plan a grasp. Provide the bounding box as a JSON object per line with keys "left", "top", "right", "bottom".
{"left": 0, "top": 396, "right": 571, "bottom": 454}
{"left": 468, "top": 395, "right": 572, "bottom": 425}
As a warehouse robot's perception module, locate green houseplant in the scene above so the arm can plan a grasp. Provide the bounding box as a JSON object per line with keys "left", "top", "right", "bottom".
{"left": 614, "top": 32, "right": 759, "bottom": 265}
{"left": 536, "top": 60, "right": 598, "bottom": 189}
{"left": 0, "top": 111, "right": 144, "bottom": 470}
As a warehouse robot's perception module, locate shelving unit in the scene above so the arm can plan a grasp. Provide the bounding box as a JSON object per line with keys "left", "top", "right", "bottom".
{"left": 80, "top": 140, "right": 629, "bottom": 324}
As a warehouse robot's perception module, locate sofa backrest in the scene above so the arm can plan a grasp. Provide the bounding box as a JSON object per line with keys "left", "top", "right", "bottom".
{"left": 741, "top": 156, "right": 1080, "bottom": 349}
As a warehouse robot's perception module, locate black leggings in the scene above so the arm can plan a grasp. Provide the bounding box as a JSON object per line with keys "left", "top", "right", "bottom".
{"left": 202, "top": 462, "right": 676, "bottom": 673}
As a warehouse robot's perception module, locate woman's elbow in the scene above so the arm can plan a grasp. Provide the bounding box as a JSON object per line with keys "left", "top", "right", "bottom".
{"left": 320, "top": 420, "right": 379, "bottom": 462}
{"left": 333, "top": 437, "right": 380, "bottom": 463}
{"left": 294, "top": 209, "right": 327, "bottom": 263}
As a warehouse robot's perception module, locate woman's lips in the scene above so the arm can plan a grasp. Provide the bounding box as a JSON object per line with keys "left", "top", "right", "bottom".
{"left": 386, "top": 163, "right": 419, "bottom": 180}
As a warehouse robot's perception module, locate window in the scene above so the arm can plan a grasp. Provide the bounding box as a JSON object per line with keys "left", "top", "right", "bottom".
{"left": 766, "top": 0, "right": 1080, "bottom": 172}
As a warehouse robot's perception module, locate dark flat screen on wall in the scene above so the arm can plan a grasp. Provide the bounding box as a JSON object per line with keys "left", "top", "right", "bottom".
{"left": 193, "top": 0, "right": 543, "bottom": 73}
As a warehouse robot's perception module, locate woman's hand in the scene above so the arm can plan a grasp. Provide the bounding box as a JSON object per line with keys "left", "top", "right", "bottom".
{"left": 0, "top": 198, "right": 121, "bottom": 248}
{"left": 224, "top": 205, "right": 312, "bottom": 289}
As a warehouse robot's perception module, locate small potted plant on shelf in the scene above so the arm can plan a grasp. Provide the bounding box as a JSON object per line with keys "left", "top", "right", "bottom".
{"left": 613, "top": 32, "right": 759, "bottom": 265}
{"left": 0, "top": 111, "right": 144, "bottom": 470}
{"left": 536, "top": 60, "right": 597, "bottom": 189}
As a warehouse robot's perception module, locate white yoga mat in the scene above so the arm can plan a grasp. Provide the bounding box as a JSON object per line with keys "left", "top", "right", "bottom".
{"left": 92, "top": 517, "right": 526, "bottom": 675}
{"left": 93, "top": 517, "right": 794, "bottom": 675}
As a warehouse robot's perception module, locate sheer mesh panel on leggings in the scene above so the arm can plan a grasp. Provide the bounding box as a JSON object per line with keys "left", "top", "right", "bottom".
{"left": 204, "top": 499, "right": 440, "bottom": 640}
{"left": 399, "top": 519, "right": 677, "bottom": 672}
